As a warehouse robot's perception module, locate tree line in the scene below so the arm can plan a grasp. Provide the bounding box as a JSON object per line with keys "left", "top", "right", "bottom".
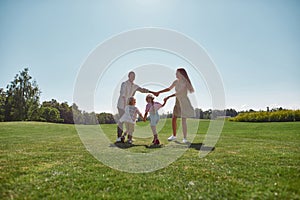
{"left": 0, "top": 68, "right": 115, "bottom": 124}
{"left": 6, "top": 68, "right": 296, "bottom": 124}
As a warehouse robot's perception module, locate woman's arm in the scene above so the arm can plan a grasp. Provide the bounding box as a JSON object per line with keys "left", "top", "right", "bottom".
{"left": 164, "top": 93, "right": 176, "bottom": 102}
{"left": 157, "top": 80, "right": 177, "bottom": 96}
{"left": 161, "top": 97, "right": 169, "bottom": 107}
{"left": 157, "top": 88, "right": 171, "bottom": 94}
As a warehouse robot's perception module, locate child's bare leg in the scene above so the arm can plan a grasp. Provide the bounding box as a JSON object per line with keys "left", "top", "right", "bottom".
{"left": 151, "top": 126, "right": 158, "bottom": 140}
{"left": 123, "top": 131, "right": 127, "bottom": 137}
{"left": 128, "top": 133, "right": 133, "bottom": 143}
{"left": 121, "top": 131, "right": 127, "bottom": 142}
{"left": 151, "top": 126, "right": 159, "bottom": 144}
{"left": 151, "top": 126, "right": 157, "bottom": 136}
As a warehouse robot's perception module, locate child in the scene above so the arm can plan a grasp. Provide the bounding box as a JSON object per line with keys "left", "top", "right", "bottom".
{"left": 143, "top": 94, "right": 167, "bottom": 145}
{"left": 119, "top": 96, "right": 143, "bottom": 144}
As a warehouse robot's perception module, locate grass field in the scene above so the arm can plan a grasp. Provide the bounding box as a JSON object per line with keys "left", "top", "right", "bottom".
{"left": 1, "top": 120, "right": 300, "bottom": 199}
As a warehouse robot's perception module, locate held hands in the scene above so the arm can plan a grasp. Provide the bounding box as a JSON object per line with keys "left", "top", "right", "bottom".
{"left": 153, "top": 91, "right": 159, "bottom": 97}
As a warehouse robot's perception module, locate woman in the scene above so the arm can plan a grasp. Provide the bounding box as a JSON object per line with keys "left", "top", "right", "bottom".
{"left": 157, "top": 68, "right": 195, "bottom": 143}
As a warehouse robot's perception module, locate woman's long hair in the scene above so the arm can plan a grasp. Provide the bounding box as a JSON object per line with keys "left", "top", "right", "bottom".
{"left": 177, "top": 68, "right": 194, "bottom": 93}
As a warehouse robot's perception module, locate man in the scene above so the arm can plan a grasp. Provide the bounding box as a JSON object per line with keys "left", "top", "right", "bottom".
{"left": 116, "top": 71, "right": 157, "bottom": 142}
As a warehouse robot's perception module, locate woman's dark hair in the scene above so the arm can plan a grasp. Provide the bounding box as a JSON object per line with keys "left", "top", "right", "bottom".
{"left": 177, "top": 68, "right": 194, "bottom": 93}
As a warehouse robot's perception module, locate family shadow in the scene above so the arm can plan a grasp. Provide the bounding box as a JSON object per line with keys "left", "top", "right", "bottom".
{"left": 186, "top": 142, "right": 215, "bottom": 152}
{"left": 111, "top": 142, "right": 163, "bottom": 149}
{"left": 111, "top": 142, "right": 215, "bottom": 152}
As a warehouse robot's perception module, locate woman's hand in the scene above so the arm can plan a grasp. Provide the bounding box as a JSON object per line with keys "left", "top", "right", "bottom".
{"left": 153, "top": 91, "right": 159, "bottom": 97}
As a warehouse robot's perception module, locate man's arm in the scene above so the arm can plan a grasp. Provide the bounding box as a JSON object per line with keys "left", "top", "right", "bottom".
{"left": 136, "top": 86, "right": 159, "bottom": 97}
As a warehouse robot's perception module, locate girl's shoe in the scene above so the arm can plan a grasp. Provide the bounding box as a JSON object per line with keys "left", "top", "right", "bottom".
{"left": 167, "top": 135, "right": 177, "bottom": 141}
{"left": 153, "top": 139, "right": 160, "bottom": 145}
{"left": 127, "top": 140, "right": 132, "bottom": 144}
{"left": 182, "top": 138, "right": 189, "bottom": 143}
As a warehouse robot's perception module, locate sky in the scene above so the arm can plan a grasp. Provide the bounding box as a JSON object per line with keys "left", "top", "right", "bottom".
{"left": 0, "top": 0, "right": 299, "bottom": 114}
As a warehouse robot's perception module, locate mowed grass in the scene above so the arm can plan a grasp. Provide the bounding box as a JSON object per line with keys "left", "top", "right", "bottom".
{"left": 0, "top": 120, "right": 300, "bottom": 199}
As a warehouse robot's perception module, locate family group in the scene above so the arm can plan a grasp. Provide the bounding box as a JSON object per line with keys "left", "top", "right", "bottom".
{"left": 116, "top": 68, "right": 195, "bottom": 145}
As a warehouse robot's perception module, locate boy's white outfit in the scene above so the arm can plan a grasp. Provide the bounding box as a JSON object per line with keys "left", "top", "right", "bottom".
{"left": 116, "top": 80, "right": 149, "bottom": 140}
{"left": 119, "top": 105, "right": 142, "bottom": 134}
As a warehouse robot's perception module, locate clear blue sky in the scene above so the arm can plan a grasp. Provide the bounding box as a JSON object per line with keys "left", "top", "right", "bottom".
{"left": 1, "top": 0, "right": 299, "bottom": 113}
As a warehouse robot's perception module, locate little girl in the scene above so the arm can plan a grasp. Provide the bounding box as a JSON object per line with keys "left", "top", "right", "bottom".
{"left": 119, "top": 96, "right": 143, "bottom": 144}
{"left": 143, "top": 94, "right": 167, "bottom": 145}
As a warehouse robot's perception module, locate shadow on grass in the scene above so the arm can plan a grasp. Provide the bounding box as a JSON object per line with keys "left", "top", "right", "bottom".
{"left": 111, "top": 142, "right": 163, "bottom": 149}
{"left": 188, "top": 143, "right": 215, "bottom": 152}
{"left": 174, "top": 141, "right": 215, "bottom": 152}
{"left": 111, "top": 142, "right": 214, "bottom": 151}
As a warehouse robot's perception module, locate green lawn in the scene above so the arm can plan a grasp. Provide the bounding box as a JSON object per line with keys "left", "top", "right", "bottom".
{"left": 1, "top": 120, "right": 300, "bottom": 199}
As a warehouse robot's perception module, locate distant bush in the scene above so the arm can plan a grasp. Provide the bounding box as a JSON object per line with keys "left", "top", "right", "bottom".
{"left": 230, "top": 110, "right": 300, "bottom": 122}
{"left": 39, "top": 107, "right": 64, "bottom": 123}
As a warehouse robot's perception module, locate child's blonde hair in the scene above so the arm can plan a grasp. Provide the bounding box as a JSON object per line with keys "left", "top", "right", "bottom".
{"left": 128, "top": 97, "right": 136, "bottom": 105}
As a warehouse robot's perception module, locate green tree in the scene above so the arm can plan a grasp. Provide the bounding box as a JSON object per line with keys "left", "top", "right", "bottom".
{"left": 58, "top": 102, "right": 74, "bottom": 124}
{"left": 72, "top": 103, "right": 84, "bottom": 124}
{"left": 42, "top": 99, "right": 60, "bottom": 109}
{"left": 0, "top": 88, "right": 6, "bottom": 121}
{"left": 41, "top": 99, "right": 74, "bottom": 123}
{"left": 5, "top": 68, "right": 41, "bottom": 121}
{"left": 83, "top": 111, "right": 98, "bottom": 125}
{"left": 97, "top": 112, "right": 115, "bottom": 124}
{"left": 39, "top": 107, "right": 63, "bottom": 123}
{"left": 225, "top": 109, "right": 238, "bottom": 117}
{"left": 195, "top": 108, "right": 203, "bottom": 119}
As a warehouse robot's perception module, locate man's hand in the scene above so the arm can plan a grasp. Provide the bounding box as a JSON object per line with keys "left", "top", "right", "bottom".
{"left": 153, "top": 92, "right": 159, "bottom": 97}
